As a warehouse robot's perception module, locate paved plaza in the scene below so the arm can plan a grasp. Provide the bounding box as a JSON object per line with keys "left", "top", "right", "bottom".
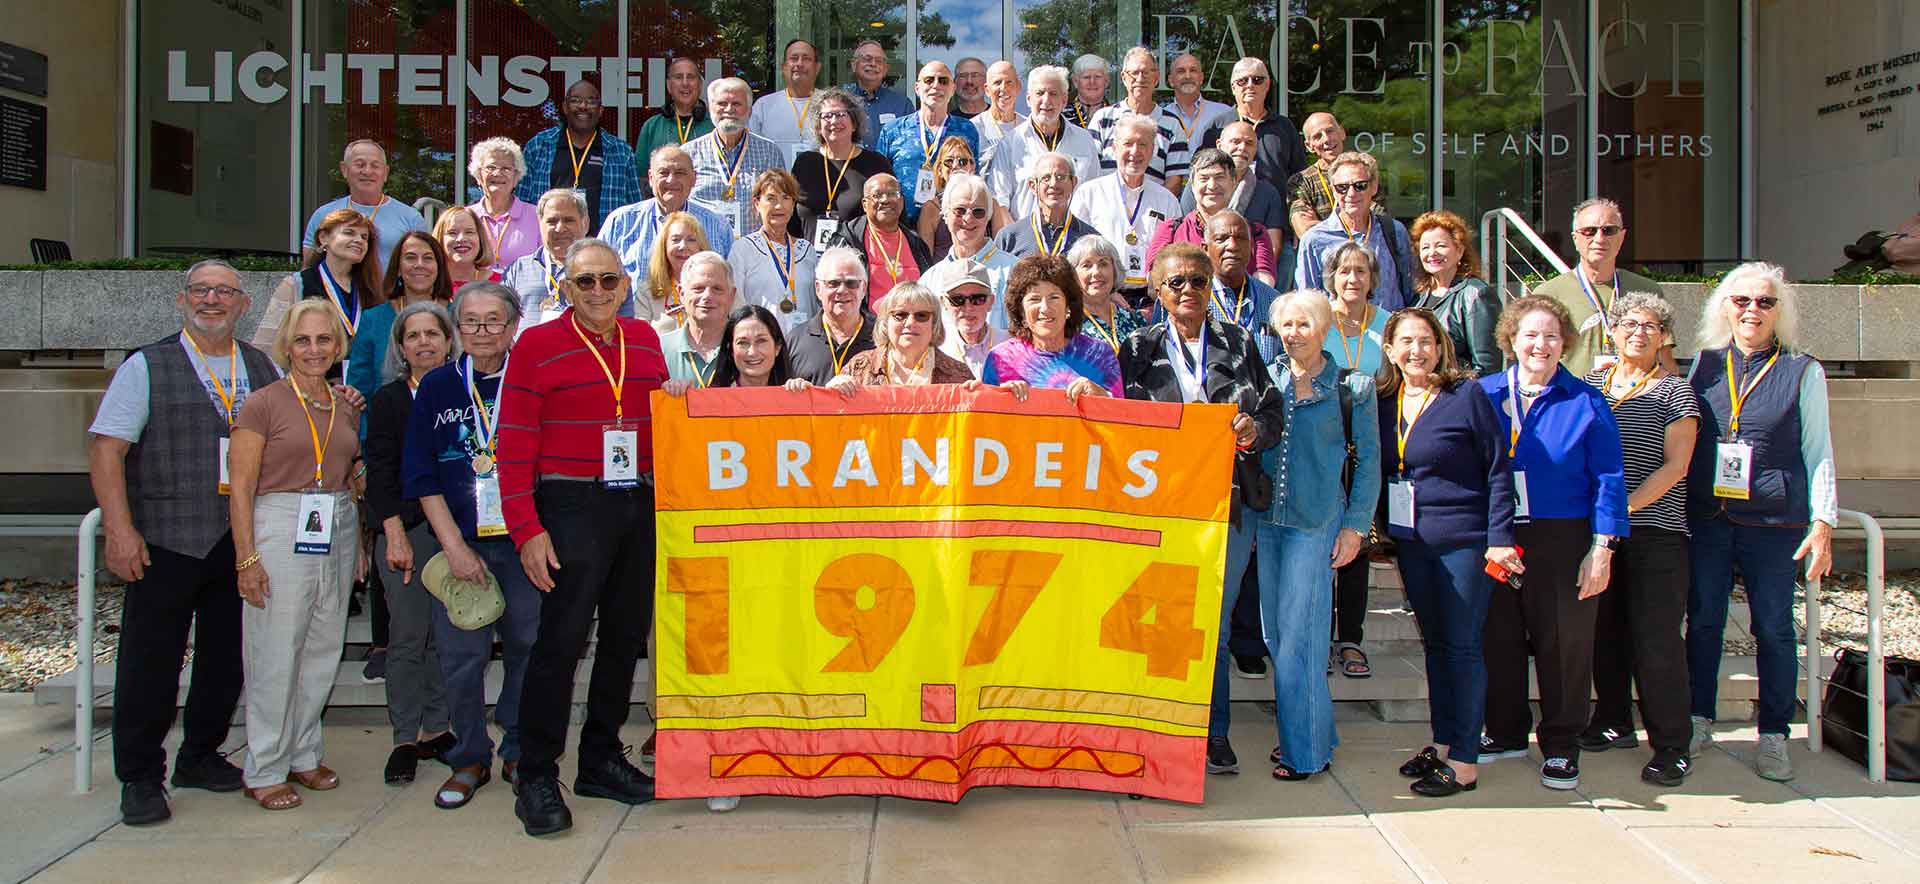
{"left": 1, "top": 695, "right": 1916, "bottom": 883}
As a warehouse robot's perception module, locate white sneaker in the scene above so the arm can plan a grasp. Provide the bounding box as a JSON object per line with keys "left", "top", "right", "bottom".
{"left": 1688, "top": 715, "right": 1714, "bottom": 759}
{"left": 707, "top": 795, "right": 741, "bottom": 812}
{"left": 1755, "top": 733, "right": 1793, "bottom": 782}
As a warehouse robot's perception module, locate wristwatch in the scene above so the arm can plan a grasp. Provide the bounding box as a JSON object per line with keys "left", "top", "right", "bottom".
{"left": 1592, "top": 534, "right": 1621, "bottom": 551}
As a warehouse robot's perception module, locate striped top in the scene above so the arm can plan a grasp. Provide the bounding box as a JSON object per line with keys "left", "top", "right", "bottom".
{"left": 1086, "top": 104, "right": 1192, "bottom": 186}
{"left": 1582, "top": 369, "right": 1699, "bottom": 534}
{"left": 497, "top": 309, "right": 670, "bottom": 545}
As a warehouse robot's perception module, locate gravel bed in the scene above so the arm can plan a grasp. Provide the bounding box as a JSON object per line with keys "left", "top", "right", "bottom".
{"left": 0, "top": 579, "right": 124, "bottom": 693}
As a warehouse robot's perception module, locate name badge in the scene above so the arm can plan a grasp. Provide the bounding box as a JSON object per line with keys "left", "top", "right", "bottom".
{"left": 914, "top": 168, "right": 936, "bottom": 203}
{"left": 815, "top": 218, "right": 841, "bottom": 244}
{"left": 603, "top": 424, "right": 640, "bottom": 489}
{"left": 475, "top": 474, "right": 508, "bottom": 537}
{"left": 294, "top": 492, "right": 336, "bottom": 555}
{"left": 1387, "top": 478, "right": 1415, "bottom": 529}
{"left": 1593, "top": 353, "right": 1620, "bottom": 373}
{"left": 1713, "top": 441, "right": 1753, "bottom": 500}
{"left": 878, "top": 113, "right": 898, "bottom": 127}
{"left": 1579, "top": 311, "right": 1604, "bottom": 333}
{"left": 1512, "top": 470, "right": 1531, "bottom": 521}
{"left": 1125, "top": 247, "right": 1145, "bottom": 286}
{"left": 218, "top": 436, "right": 232, "bottom": 496}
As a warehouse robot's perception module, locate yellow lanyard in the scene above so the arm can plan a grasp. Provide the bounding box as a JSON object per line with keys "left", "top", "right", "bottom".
{"left": 687, "top": 350, "right": 717, "bottom": 388}
{"left": 1210, "top": 281, "right": 1249, "bottom": 327}
{"left": 566, "top": 131, "right": 598, "bottom": 188}
{"left": 868, "top": 226, "right": 906, "bottom": 285}
{"left": 482, "top": 209, "right": 512, "bottom": 264}
{"left": 1032, "top": 216, "right": 1069, "bottom": 256}
{"left": 290, "top": 377, "right": 337, "bottom": 487}
{"left": 541, "top": 254, "right": 564, "bottom": 307}
{"left": 1396, "top": 387, "right": 1434, "bottom": 467}
{"left": 1725, "top": 348, "right": 1780, "bottom": 438}
{"left": 822, "top": 149, "right": 857, "bottom": 207}
{"left": 364, "top": 196, "right": 385, "bottom": 227}
{"left": 1085, "top": 313, "right": 1121, "bottom": 352}
{"left": 674, "top": 112, "right": 694, "bottom": 144}
{"left": 1314, "top": 166, "right": 1336, "bottom": 210}
{"left": 1336, "top": 305, "right": 1372, "bottom": 368}
{"left": 1603, "top": 362, "right": 1659, "bottom": 411}
{"left": 1171, "top": 103, "right": 1198, "bottom": 141}
{"left": 1036, "top": 122, "right": 1063, "bottom": 153}
{"left": 767, "top": 233, "right": 797, "bottom": 294}
{"left": 827, "top": 319, "right": 860, "bottom": 376}
{"left": 919, "top": 114, "right": 948, "bottom": 168}
{"left": 569, "top": 314, "right": 628, "bottom": 421}
{"left": 183, "top": 331, "right": 238, "bottom": 427}
{"left": 786, "top": 89, "right": 814, "bottom": 130}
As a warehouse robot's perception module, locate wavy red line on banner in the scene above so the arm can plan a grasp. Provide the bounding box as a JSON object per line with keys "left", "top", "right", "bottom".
{"left": 650, "top": 386, "right": 1237, "bottom": 523}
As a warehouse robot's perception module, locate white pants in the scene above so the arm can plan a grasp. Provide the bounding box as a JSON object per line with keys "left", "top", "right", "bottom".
{"left": 243, "top": 491, "right": 357, "bottom": 788}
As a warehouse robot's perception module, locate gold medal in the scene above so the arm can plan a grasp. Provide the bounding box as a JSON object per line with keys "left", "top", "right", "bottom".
{"left": 1125, "top": 231, "right": 1139, "bottom": 245}
{"left": 780, "top": 297, "right": 795, "bottom": 313}
{"left": 723, "top": 186, "right": 735, "bottom": 200}
{"left": 471, "top": 453, "right": 495, "bottom": 475}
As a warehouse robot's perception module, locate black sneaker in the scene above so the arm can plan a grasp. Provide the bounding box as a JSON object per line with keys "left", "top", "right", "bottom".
{"left": 1205, "top": 736, "right": 1239, "bottom": 775}
{"left": 514, "top": 775, "right": 573, "bottom": 836}
{"left": 1540, "top": 756, "right": 1580, "bottom": 790}
{"left": 1478, "top": 734, "right": 1530, "bottom": 761}
{"left": 1232, "top": 654, "right": 1268, "bottom": 679}
{"left": 121, "top": 779, "right": 170, "bottom": 825}
{"left": 170, "top": 752, "right": 244, "bottom": 793}
{"left": 1578, "top": 725, "right": 1639, "bottom": 752}
{"left": 1641, "top": 749, "right": 1692, "bottom": 787}
{"left": 575, "top": 749, "right": 656, "bottom": 804}
{"left": 360, "top": 648, "right": 388, "bottom": 683}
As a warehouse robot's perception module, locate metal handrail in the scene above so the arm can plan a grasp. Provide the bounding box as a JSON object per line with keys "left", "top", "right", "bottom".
{"left": 1479, "top": 208, "right": 1570, "bottom": 299}
{"left": 1805, "top": 508, "right": 1886, "bottom": 783}
{"left": 75, "top": 507, "right": 102, "bottom": 793}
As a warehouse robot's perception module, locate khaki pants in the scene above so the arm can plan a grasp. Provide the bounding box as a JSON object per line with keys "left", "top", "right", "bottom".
{"left": 242, "top": 491, "right": 357, "bottom": 789}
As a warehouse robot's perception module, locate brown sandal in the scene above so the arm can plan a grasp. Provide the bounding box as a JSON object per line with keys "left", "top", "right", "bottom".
{"left": 435, "top": 764, "right": 492, "bottom": 809}
{"left": 245, "top": 783, "right": 302, "bottom": 810}
{"left": 290, "top": 765, "right": 339, "bottom": 791}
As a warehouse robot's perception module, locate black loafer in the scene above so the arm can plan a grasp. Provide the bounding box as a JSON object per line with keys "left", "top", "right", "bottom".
{"left": 385, "top": 744, "right": 420, "bottom": 784}
{"left": 514, "top": 775, "right": 573, "bottom": 837}
{"left": 121, "top": 779, "right": 171, "bottom": 825}
{"left": 1410, "top": 766, "right": 1477, "bottom": 797}
{"left": 171, "top": 752, "right": 245, "bottom": 793}
{"left": 1399, "top": 746, "right": 1444, "bottom": 779}
{"left": 418, "top": 732, "right": 458, "bottom": 764}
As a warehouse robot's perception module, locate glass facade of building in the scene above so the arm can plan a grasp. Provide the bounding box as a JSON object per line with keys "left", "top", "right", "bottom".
{"left": 139, "top": 0, "right": 1744, "bottom": 270}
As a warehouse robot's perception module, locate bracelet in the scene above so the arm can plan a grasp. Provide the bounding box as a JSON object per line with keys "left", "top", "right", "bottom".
{"left": 235, "top": 553, "right": 260, "bottom": 572}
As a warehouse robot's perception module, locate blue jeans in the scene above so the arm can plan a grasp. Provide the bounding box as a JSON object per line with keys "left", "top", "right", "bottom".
{"left": 1398, "top": 540, "right": 1495, "bottom": 763}
{"left": 1209, "top": 508, "right": 1256, "bottom": 739}
{"left": 1687, "top": 515, "right": 1802, "bottom": 735}
{"left": 431, "top": 538, "right": 542, "bottom": 769}
{"left": 1256, "top": 522, "right": 1340, "bottom": 771}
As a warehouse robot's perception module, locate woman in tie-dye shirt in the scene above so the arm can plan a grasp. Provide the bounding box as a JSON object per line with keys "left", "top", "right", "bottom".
{"left": 979, "top": 254, "right": 1122, "bottom": 400}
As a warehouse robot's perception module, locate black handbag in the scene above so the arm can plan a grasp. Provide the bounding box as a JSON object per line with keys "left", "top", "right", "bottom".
{"left": 1820, "top": 648, "right": 1920, "bottom": 782}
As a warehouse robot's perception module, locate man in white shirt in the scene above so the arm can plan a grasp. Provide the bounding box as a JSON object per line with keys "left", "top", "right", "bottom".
{"left": 1165, "top": 53, "right": 1234, "bottom": 154}
{"left": 685, "top": 78, "right": 787, "bottom": 236}
{"left": 1088, "top": 47, "right": 1189, "bottom": 193}
{"left": 747, "top": 39, "right": 821, "bottom": 167}
{"left": 1069, "top": 115, "right": 1182, "bottom": 301}
{"left": 301, "top": 139, "right": 429, "bottom": 277}
{"left": 972, "top": 60, "right": 1027, "bottom": 151}
{"left": 981, "top": 64, "right": 1100, "bottom": 221}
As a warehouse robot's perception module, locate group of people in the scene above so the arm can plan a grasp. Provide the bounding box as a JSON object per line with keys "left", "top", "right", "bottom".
{"left": 89, "top": 45, "right": 1837, "bottom": 839}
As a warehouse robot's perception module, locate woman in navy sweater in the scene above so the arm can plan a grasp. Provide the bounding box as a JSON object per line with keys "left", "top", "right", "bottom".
{"left": 1377, "top": 308, "right": 1517, "bottom": 797}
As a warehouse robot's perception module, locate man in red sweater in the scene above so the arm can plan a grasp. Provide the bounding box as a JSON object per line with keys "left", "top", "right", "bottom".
{"left": 495, "top": 239, "right": 670, "bottom": 837}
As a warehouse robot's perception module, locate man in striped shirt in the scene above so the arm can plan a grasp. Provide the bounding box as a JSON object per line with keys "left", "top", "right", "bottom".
{"left": 1087, "top": 47, "right": 1190, "bottom": 194}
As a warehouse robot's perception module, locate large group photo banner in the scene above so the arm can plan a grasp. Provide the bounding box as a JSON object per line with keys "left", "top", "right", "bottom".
{"left": 650, "top": 386, "right": 1236, "bottom": 804}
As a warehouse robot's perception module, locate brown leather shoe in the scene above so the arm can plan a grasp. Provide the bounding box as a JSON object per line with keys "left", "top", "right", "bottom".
{"left": 289, "top": 765, "right": 339, "bottom": 791}
{"left": 435, "top": 764, "right": 492, "bottom": 809}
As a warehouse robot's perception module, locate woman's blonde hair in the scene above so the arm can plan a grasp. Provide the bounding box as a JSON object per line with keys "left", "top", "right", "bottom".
{"left": 1268, "top": 289, "right": 1335, "bottom": 348}
{"left": 433, "top": 205, "right": 496, "bottom": 271}
{"left": 1697, "top": 261, "right": 1800, "bottom": 352}
{"left": 273, "top": 298, "right": 348, "bottom": 370}
{"left": 647, "top": 212, "right": 711, "bottom": 305}
{"left": 872, "top": 281, "right": 948, "bottom": 353}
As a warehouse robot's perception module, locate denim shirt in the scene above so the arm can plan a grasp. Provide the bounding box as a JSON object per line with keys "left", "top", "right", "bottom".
{"left": 1262, "top": 351, "right": 1381, "bottom": 534}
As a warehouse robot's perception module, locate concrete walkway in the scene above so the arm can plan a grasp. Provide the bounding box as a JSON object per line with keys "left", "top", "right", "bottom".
{"left": 2, "top": 694, "right": 1917, "bottom": 883}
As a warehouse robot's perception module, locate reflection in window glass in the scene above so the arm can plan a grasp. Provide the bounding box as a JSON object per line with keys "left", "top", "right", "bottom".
{"left": 785, "top": 0, "right": 912, "bottom": 97}
{"left": 1288, "top": 1, "right": 1432, "bottom": 222}
{"left": 1015, "top": 0, "right": 1119, "bottom": 75}
{"left": 464, "top": 0, "right": 618, "bottom": 206}
{"left": 1143, "top": 0, "right": 1274, "bottom": 111}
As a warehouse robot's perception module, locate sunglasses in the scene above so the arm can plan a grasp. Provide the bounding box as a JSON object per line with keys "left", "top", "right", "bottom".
{"left": 1232, "top": 75, "right": 1268, "bottom": 86}
{"left": 946, "top": 292, "right": 991, "bottom": 307}
{"left": 1162, "top": 274, "right": 1209, "bottom": 291}
{"left": 920, "top": 75, "right": 953, "bottom": 85}
{"left": 1575, "top": 225, "right": 1624, "bottom": 238}
{"left": 820, "top": 277, "right": 864, "bottom": 289}
{"left": 890, "top": 310, "right": 935, "bottom": 324}
{"left": 1332, "top": 180, "right": 1371, "bottom": 195}
{"left": 570, "top": 273, "right": 623, "bottom": 290}
{"left": 948, "top": 206, "right": 990, "bottom": 220}
{"left": 1729, "top": 295, "right": 1779, "bottom": 311}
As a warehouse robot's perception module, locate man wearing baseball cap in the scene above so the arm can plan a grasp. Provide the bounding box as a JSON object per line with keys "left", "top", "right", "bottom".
{"left": 927, "top": 259, "right": 1008, "bottom": 378}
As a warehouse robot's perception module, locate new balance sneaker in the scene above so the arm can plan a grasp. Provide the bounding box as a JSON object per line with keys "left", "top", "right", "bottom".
{"left": 1578, "top": 725, "right": 1639, "bottom": 752}
{"left": 1688, "top": 715, "right": 1715, "bottom": 758}
{"left": 1540, "top": 756, "right": 1580, "bottom": 790}
{"left": 1206, "top": 736, "right": 1239, "bottom": 775}
{"left": 1756, "top": 733, "right": 1794, "bottom": 782}
{"left": 1641, "top": 749, "right": 1692, "bottom": 787}
{"left": 1478, "top": 734, "right": 1530, "bottom": 761}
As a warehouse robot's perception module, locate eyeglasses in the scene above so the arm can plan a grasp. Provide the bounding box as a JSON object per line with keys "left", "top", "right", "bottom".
{"left": 1614, "top": 319, "right": 1665, "bottom": 335}
{"left": 820, "top": 277, "right": 865, "bottom": 290}
{"left": 866, "top": 189, "right": 902, "bottom": 200}
{"left": 1162, "top": 274, "right": 1209, "bottom": 291}
{"left": 946, "top": 292, "right": 991, "bottom": 307}
{"left": 949, "top": 206, "right": 989, "bottom": 220}
{"left": 1232, "top": 75, "right": 1269, "bottom": 86}
{"left": 1332, "top": 180, "right": 1371, "bottom": 195}
{"left": 819, "top": 110, "right": 852, "bottom": 122}
{"left": 564, "top": 97, "right": 601, "bottom": 108}
{"left": 185, "top": 283, "right": 245, "bottom": 300}
{"left": 479, "top": 164, "right": 515, "bottom": 176}
{"left": 1032, "top": 172, "right": 1074, "bottom": 185}
{"left": 890, "top": 310, "right": 935, "bottom": 324}
{"left": 1729, "top": 295, "right": 1779, "bottom": 311}
{"left": 569, "top": 273, "right": 624, "bottom": 290}
{"left": 1575, "top": 225, "right": 1624, "bottom": 238}
{"left": 458, "top": 320, "right": 511, "bottom": 335}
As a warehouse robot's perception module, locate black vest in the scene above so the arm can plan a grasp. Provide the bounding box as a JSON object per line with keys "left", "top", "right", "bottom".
{"left": 124, "top": 334, "right": 280, "bottom": 558}
{"left": 1688, "top": 344, "right": 1815, "bottom": 527}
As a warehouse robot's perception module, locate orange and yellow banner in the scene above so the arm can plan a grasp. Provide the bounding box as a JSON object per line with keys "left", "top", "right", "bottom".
{"left": 651, "top": 385, "right": 1235, "bottom": 803}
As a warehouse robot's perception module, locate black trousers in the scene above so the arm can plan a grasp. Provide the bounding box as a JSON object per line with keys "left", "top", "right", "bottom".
{"left": 1333, "top": 556, "right": 1368, "bottom": 646}
{"left": 112, "top": 535, "right": 244, "bottom": 784}
{"left": 1483, "top": 518, "right": 1599, "bottom": 760}
{"left": 517, "top": 480, "right": 656, "bottom": 781}
{"left": 1586, "top": 526, "right": 1693, "bottom": 753}
{"left": 1228, "top": 547, "right": 1266, "bottom": 659}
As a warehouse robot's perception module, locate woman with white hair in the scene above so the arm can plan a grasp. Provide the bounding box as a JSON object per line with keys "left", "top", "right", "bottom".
{"left": 467, "top": 137, "right": 539, "bottom": 268}
{"left": 1683, "top": 262, "right": 1835, "bottom": 783}
{"left": 926, "top": 172, "right": 1019, "bottom": 329}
